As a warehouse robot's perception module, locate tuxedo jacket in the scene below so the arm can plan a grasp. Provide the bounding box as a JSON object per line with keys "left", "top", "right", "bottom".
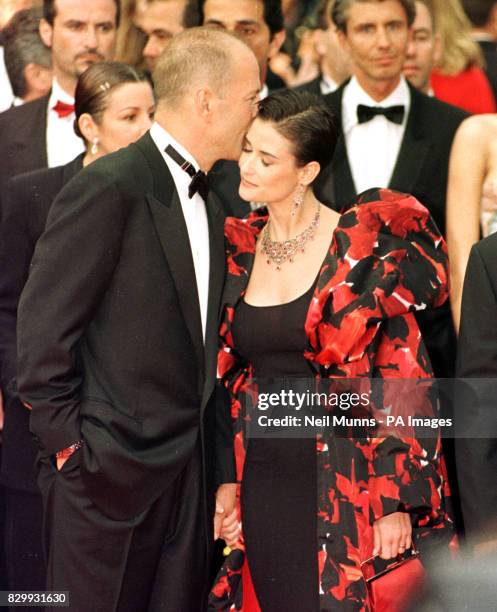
{"left": 314, "top": 82, "right": 469, "bottom": 378}
{"left": 456, "top": 234, "right": 497, "bottom": 542}
{"left": 315, "top": 81, "right": 468, "bottom": 235}
{"left": 16, "top": 132, "right": 227, "bottom": 520}
{"left": 294, "top": 76, "right": 322, "bottom": 96}
{"left": 0, "top": 154, "right": 83, "bottom": 491}
{"left": 0, "top": 94, "right": 49, "bottom": 206}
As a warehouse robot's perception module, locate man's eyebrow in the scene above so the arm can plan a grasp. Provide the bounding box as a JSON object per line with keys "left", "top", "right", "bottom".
{"left": 205, "top": 18, "right": 260, "bottom": 27}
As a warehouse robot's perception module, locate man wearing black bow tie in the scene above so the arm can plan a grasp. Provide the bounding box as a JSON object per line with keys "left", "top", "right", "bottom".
{"left": 315, "top": 0, "right": 468, "bottom": 380}
{"left": 16, "top": 27, "right": 260, "bottom": 611}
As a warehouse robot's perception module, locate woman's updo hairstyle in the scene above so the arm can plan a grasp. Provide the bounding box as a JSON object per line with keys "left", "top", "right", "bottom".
{"left": 74, "top": 61, "right": 151, "bottom": 140}
{"left": 257, "top": 90, "right": 338, "bottom": 173}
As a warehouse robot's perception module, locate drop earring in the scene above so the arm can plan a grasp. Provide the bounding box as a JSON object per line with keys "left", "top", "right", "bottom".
{"left": 91, "top": 137, "right": 99, "bottom": 155}
{"left": 291, "top": 184, "right": 306, "bottom": 216}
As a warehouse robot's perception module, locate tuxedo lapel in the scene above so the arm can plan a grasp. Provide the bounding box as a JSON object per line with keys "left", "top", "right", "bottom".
{"left": 322, "top": 86, "right": 356, "bottom": 209}
{"left": 138, "top": 133, "right": 205, "bottom": 373}
{"left": 389, "top": 86, "right": 430, "bottom": 193}
{"left": 202, "top": 192, "right": 225, "bottom": 405}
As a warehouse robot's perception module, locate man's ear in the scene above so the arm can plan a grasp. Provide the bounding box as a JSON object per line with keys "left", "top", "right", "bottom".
{"left": 194, "top": 87, "right": 214, "bottom": 120}
{"left": 267, "top": 29, "right": 286, "bottom": 60}
{"left": 39, "top": 19, "right": 54, "bottom": 49}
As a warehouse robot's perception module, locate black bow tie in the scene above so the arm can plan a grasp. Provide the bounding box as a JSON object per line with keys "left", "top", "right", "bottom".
{"left": 357, "top": 104, "right": 405, "bottom": 125}
{"left": 164, "top": 144, "right": 210, "bottom": 201}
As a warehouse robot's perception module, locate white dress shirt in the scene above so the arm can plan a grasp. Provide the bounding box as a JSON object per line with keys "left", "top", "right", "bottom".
{"left": 149, "top": 122, "right": 210, "bottom": 342}
{"left": 320, "top": 74, "right": 339, "bottom": 95}
{"left": 46, "top": 79, "right": 85, "bottom": 168}
{"left": 342, "top": 76, "right": 410, "bottom": 193}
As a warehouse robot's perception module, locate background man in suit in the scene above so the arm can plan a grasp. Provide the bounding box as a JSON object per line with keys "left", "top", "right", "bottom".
{"left": 403, "top": 0, "right": 441, "bottom": 94}
{"left": 296, "top": 0, "right": 352, "bottom": 96}
{"left": 134, "top": 0, "right": 192, "bottom": 72}
{"left": 200, "top": 0, "right": 286, "bottom": 97}
{"left": 16, "top": 27, "right": 260, "bottom": 611}
{"left": 315, "top": 0, "right": 468, "bottom": 380}
{"left": 456, "top": 234, "right": 497, "bottom": 555}
{"left": 2, "top": 7, "right": 52, "bottom": 106}
{"left": 199, "top": 0, "right": 286, "bottom": 216}
{"left": 0, "top": 0, "right": 118, "bottom": 198}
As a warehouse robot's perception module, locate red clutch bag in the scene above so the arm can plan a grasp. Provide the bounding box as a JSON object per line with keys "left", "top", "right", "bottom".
{"left": 360, "top": 544, "right": 426, "bottom": 612}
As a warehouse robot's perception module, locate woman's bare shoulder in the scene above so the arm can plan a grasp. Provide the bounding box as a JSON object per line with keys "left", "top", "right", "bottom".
{"left": 456, "top": 114, "right": 497, "bottom": 144}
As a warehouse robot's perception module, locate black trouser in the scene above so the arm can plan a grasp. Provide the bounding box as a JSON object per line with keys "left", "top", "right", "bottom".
{"left": 4, "top": 488, "right": 46, "bottom": 612}
{"left": 38, "top": 443, "right": 210, "bottom": 612}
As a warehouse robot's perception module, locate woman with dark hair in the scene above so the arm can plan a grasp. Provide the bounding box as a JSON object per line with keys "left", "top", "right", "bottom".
{"left": 211, "top": 90, "right": 455, "bottom": 611}
{"left": 0, "top": 60, "right": 153, "bottom": 599}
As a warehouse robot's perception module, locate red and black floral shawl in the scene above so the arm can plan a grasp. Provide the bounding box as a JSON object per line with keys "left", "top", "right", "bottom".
{"left": 210, "top": 189, "right": 455, "bottom": 611}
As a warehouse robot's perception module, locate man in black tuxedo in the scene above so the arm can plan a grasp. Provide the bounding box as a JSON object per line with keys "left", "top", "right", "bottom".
{"left": 199, "top": 0, "right": 286, "bottom": 216}
{"left": 0, "top": 0, "right": 118, "bottom": 201}
{"left": 0, "top": 155, "right": 83, "bottom": 597}
{"left": 314, "top": 0, "right": 468, "bottom": 380}
{"left": 456, "top": 234, "right": 497, "bottom": 553}
{"left": 16, "top": 27, "right": 260, "bottom": 611}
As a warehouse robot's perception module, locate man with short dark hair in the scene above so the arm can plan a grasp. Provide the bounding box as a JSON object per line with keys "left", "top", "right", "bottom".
{"left": 16, "top": 26, "right": 260, "bottom": 611}
{"left": 3, "top": 7, "right": 52, "bottom": 105}
{"left": 315, "top": 0, "right": 468, "bottom": 379}
{"left": 134, "top": 0, "right": 194, "bottom": 71}
{"left": 403, "top": 0, "right": 441, "bottom": 93}
{"left": 0, "top": 0, "right": 118, "bottom": 197}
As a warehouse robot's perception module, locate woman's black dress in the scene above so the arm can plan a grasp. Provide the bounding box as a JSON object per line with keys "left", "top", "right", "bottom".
{"left": 231, "top": 282, "right": 319, "bottom": 611}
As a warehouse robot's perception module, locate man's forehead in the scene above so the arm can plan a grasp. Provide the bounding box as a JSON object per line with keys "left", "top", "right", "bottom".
{"left": 347, "top": 0, "right": 407, "bottom": 21}
{"left": 204, "top": 0, "right": 266, "bottom": 26}
{"left": 413, "top": 2, "right": 433, "bottom": 30}
{"left": 54, "top": 0, "right": 117, "bottom": 21}
{"left": 140, "top": 1, "right": 186, "bottom": 28}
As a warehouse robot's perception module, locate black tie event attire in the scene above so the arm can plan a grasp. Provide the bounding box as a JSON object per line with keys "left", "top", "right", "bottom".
{"left": 16, "top": 124, "right": 230, "bottom": 611}
{"left": 0, "top": 154, "right": 84, "bottom": 602}
{"left": 314, "top": 76, "right": 469, "bottom": 380}
{"left": 313, "top": 76, "right": 469, "bottom": 532}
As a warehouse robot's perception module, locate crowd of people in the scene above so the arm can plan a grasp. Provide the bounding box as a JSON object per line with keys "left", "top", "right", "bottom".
{"left": 1, "top": 0, "right": 497, "bottom": 610}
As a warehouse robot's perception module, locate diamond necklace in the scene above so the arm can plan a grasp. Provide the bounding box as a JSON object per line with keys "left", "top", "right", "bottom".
{"left": 260, "top": 203, "right": 321, "bottom": 270}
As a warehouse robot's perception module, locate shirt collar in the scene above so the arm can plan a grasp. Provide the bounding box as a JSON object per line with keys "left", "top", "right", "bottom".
{"left": 320, "top": 74, "right": 339, "bottom": 95}
{"left": 259, "top": 83, "right": 269, "bottom": 101}
{"left": 150, "top": 121, "right": 201, "bottom": 173}
{"left": 342, "top": 75, "right": 411, "bottom": 133}
{"left": 48, "top": 78, "right": 75, "bottom": 108}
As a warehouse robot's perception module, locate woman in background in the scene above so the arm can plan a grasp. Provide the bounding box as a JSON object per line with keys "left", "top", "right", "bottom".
{"left": 212, "top": 90, "right": 455, "bottom": 611}
{"left": 0, "top": 60, "right": 154, "bottom": 599}
{"left": 447, "top": 114, "right": 497, "bottom": 330}
{"left": 429, "top": 0, "right": 496, "bottom": 114}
